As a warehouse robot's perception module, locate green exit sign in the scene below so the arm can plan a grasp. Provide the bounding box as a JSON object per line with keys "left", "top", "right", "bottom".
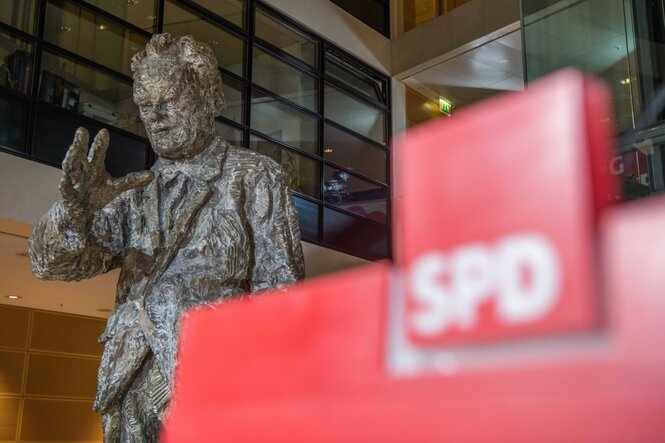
{"left": 439, "top": 97, "right": 453, "bottom": 116}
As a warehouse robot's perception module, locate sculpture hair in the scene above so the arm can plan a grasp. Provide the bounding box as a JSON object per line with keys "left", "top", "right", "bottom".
{"left": 131, "top": 33, "right": 226, "bottom": 116}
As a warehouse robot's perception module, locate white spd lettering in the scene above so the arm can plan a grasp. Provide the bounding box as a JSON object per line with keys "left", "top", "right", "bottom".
{"left": 409, "top": 233, "right": 561, "bottom": 336}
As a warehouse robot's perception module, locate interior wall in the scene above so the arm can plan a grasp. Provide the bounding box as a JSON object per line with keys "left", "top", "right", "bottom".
{"left": 0, "top": 305, "right": 104, "bottom": 442}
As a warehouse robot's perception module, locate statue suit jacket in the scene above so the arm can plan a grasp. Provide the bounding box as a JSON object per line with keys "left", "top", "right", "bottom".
{"left": 29, "top": 137, "right": 305, "bottom": 413}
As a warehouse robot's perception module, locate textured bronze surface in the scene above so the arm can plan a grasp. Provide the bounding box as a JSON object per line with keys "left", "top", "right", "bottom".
{"left": 29, "top": 33, "right": 305, "bottom": 442}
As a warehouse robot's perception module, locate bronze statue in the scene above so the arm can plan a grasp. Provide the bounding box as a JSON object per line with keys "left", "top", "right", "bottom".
{"left": 29, "top": 33, "right": 305, "bottom": 442}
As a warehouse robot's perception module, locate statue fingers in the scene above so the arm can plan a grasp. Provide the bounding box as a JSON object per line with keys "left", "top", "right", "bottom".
{"left": 62, "top": 133, "right": 88, "bottom": 184}
{"left": 88, "top": 128, "right": 110, "bottom": 169}
{"left": 111, "top": 170, "right": 155, "bottom": 195}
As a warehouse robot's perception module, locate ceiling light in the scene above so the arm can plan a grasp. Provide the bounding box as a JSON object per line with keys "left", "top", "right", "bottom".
{"left": 60, "top": 25, "right": 71, "bottom": 32}
{"left": 4, "top": 295, "right": 22, "bottom": 300}
{"left": 99, "top": 24, "right": 107, "bottom": 30}
{"left": 324, "top": 148, "right": 334, "bottom": 153}
{"left": 620, "top": 78, "right": 631, "bottom": 85}
{"left": 498, "top": 58, "right": 509, "bottom": 63}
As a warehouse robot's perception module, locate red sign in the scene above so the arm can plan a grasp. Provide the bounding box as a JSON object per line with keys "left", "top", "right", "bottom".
{"left": 395, "top": 70, "right": 616, "bottom": 346}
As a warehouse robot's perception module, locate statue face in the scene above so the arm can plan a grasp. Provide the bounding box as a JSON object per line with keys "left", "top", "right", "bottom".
{"left": 134, "top": 60, "right": 214, "bottom": 160}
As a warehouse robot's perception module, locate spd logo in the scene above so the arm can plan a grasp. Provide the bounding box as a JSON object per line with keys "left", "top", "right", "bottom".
{"left": 408, "top": 233, "right": 562, "bottom": 340}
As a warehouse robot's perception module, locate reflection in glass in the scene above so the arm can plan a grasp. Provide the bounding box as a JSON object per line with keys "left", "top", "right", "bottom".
{"left": 323, "top": 165, "right": 387, "bottom": 223}
{"left": 82, "top": 0, "right": 156, "bottom": 31}
{"left": 0, "top": 33, "right": 33, "bottom": 95}
{"left": 324, "top": 84, "right": 385, "bottom": 144}
{"left": 255, "top": 9, "right": 318, "bottom": 67}
{"left": 220, "top": 73, "right": 244, "bottom": 124}
{"left": 44, "top": 0, "right": 148, "bottom": 77}
{"left": 324, "top": 123, "right": 387, "bottom": 183}
{"left": 0, "top": 92, "right": 29, "bottom": 153}
{"left": 33, "top": 104, "right": 148, "bottom": 177}
{"left": 522, "top": 0, "right": 633, "bottom": 131}
{"left": 163, "top": 1, "right": 245, "bottom": 76}
{"left": 250, "top": 134, "right": 319, "bottom": 198}
{"left": 39, "top": 51, "right": 145, "bottom": 137}
{"left": 0, "top": 0, "right": 36, "bottom": 34}
{"left": 215, "top": 119, "right": 244, "bottom": 146}
{"left": 253, "top": 46, "right": 318, "bottom": 111}
{"left": 326, "top": 52, "right": 385, "bottom": 104}
{"left": 250, "top": 89, "right": 318, "bottom": 154}
{"left": 191, "top": 0, "right": 245, "bottom": 28}
{"left": 323, "top": 207, "right": 389, "bottom": 260}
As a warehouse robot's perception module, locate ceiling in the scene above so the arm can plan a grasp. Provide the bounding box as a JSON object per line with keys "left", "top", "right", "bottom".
{"left": 404, "top": 30, "right": 524, "bottom": 113}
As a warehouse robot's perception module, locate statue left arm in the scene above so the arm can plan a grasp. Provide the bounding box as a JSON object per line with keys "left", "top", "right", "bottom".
{"left": 247, "top": 160, "right": 306, "bottom": 292}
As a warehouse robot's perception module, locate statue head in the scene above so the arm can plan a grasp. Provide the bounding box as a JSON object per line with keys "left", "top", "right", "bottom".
{"left": 131, "top": 33, "right": 226, "bottom": 160}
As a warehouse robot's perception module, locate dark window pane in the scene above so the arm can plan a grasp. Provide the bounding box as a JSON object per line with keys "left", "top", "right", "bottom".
{"left": 293, "top": 196, "right": 319, "bottom": 243}
{"left": 33, "top": 103, "right": 148, "bottom": 177}
{"left": 215, "top": 119, "right": 244, "bottom": 146}
{"left": 163, "top": 1, "right": 245, "bottom": 76}
{"left": 0, "top": 32, "right": 34, "bottom": 95}
{"left": 0, "top": 0, "right": 36, "bottom": 34}
{"left": 326, "top": 52, "right": 385, "bottom": 104}
{"left": 250, "top": 89, "right": 318, "bottom": 154}
{"left": 323, "top": 207, "right": 389, "bottom": 260}
{"left": 190, "top": 0, "right": 245, "bottom": 28}
{"left": 220, "top": 73, "right": 244, "bottom": 124}
{"left": 252, "top": 46, "right": 318, "bottom": 112}
{"left": 83, "top": 0, "right": 156, "bottom": 31}
{"left": 325, "top": 84, "right": 385, "bottom": 144}
{"left": 39, "top": 51, "right": 145, "bottom": 137}
{"left": 249, "top": 134, "right": 319, "bottom": 198}
{"left": 324, "top": 123, "right": 387, "bottom": 183}
{"left": 329, "top": 0, "right": 388, "bottom": 36}
{"left": 0, "top": 91, "right": 29, "bottom": 153}
{"left": 255, "top": 9, "right": 318, "bottom": 68}
{"left": 44, "top": 0, "right": 148, "bottom": 77}
{"left": 324, "top": 165, "right": 387, "bottom": 223}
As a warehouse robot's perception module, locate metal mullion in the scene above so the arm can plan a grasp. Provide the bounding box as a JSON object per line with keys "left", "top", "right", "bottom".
{"left": 65, "top": 0, "right": 153, "bottom": 38}
{"left": 40, "top": 42, "right": 134, "bottom": 83}
{"left": 254, "top": 1, "right": 321, "bottom": 45}
{"left": 325, "top": 41, "right": 388, "bottom": 80}
{"left": 171, "top": 0, "right": 248, "bottom": 37}
{"left": 156, "top": 0, "right": 165, "bottom": 33}
{"left": 323, "top": 117, "right": 388, "bottom": 150}
{"left": 317, "top": 40, "right": 326, "bottom": 243}
{"left": 252, "top": 37, "right": 321, "bottom": 77}
{"left": 289, "top": 190, "right": 321, "bottom": 206}
{"left": 251, "top": 84, "right": 320, "bottom": 119}
{"left": 0, "top": 84, "right": 34, "bottom": 102}
{"left": 219, "top": 66, "right": 247, "bottom": 86}
{"left": 321, "top": 202, "right": 389, "bottom": 230}
{"left": 325, "top": 77, "right": 390, "bottom": 113}
{"left": 216, "top": 115, "right": 248, "bottom": 132}
{"left": 0, "top": 21, "right": 39, "bottom": 43}
{"left": 322, "top": 158, "right": 388, "bottom": 188}
{"left": 25, "top": 0, "right": 47, "bottom": 157}
{"left": 243, "top": 0, "right": 254, "bottom": 147}
{"left": 248, "top": 129, "right": 322, "bottom": 162}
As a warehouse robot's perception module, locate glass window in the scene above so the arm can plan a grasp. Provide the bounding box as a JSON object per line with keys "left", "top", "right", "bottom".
{"left": 249, "top": 134, "right": 319, "bottom": 198}
{"left": 326, "top": 52, "right": 385, "bottom": 104}
{"left": 323, "top": 207, "right": 389, "bottom": 260}
{"left": 32, "top": 104, "right": 148, "bottom": 177}
{"left": 0, "top": 32, "right": 34, "bottom": 95}
{"left": 254, "top": 9, "right": 318, "bottom": 68}
{"left": 82, "top": 0, "right": 156, "bottom": 31}
{"left": 39, "top": 51, "right": 145, "bottom": 137}
{"left": 324, "top": 84, "right": 385, "bottom": 144}
{"left": 293, "top": 196, "right": 319, "bottom": 242}
{"left": 0, "top": 0, "right": 37, "bottom": 34}
{"left": 215, "top": 119, "right": 244, "bottom": 146}
{"left": 44, "top": 0, "right": 148, "bottom": 77}
{"left": 324, "top": 123, "right": 387, "bottom": 183}
{"left": 330, "top": 0, "right": 388, "bottom": 36}
{"left": 0, "top": 91, "right": 30, "bottom": 153}
{"left": 253, "top": 46, "right": 318, "bottom": 112}
{"left": 220, "top": 73, "right": 244, "bottom": 124}
{"left": 323, "top": 165, "right": 387, "bottom": 223}
{"left": 250, "top": 89, "right": 318, "bottom": 154}
{"left": 190, "top": 0, "right": 245, "bottom": 28}
{"left": 163, "top": 0, "right": 245, "bottom": 76}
